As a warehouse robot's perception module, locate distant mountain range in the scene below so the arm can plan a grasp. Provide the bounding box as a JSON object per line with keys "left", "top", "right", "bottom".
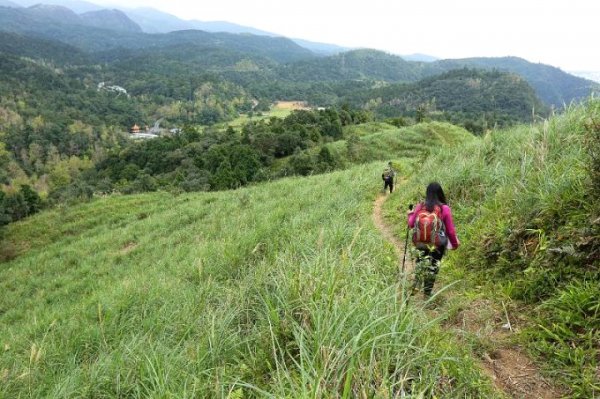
{"left": 1, "top": 1, "right": 598, "bottom": 108}
{"left": 12, "top": 0, "right": 101, "bottom": 13}
{"left": 5, "top": 0, "right": 349, "bottom": 55}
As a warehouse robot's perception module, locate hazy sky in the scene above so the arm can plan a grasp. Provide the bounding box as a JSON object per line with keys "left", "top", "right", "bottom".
{"left": 94, "top": 0, "right": 600, "bottom": 71}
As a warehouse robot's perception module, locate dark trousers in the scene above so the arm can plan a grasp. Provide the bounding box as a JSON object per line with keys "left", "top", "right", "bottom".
{"left": 414, "top": 246, "right": 446, "bottom": 296}
{"left": 383, "top": 178, "right": 393, "bottom": 193}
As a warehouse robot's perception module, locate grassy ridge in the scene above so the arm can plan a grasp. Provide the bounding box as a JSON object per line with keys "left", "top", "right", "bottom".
{"left": 384, "top": 99, "right": 600, "bottom": 397}
{"left": 0, "top": 165, "right": 496, "bottom": 397}
{"left": 268, "top": 121, "right": 474, "bottom": 180}
{"left": 337, "top": 121, "right": 473, "bottom": 161}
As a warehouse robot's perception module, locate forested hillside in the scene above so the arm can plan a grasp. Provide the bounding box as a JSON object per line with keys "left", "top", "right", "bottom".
{"left": 345, "top": 68, "right": 545, "bottom": 133}
{"left": 278, "top": 49, "right": 423, "bottom": 82}
{"left": 428, "top": 56, "right": 598, "bottom": 107}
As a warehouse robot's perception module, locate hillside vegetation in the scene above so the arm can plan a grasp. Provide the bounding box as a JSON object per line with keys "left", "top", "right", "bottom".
{"left": 330, "top": 121, "right": 473, "bottom": 164}
{"left": 430, "top": 57, "right": 599, "bottom": 107}
{"left": 268, "top": 121, "right": 474, "bottom": 178}
{"left": 344, "top": 68, "right": 545, "bottom": 133}
{"left": 385, "top": 99, "right": 600, "bottom": 397}
{"left": 0, "top": 164, "right": 498, "bottom": 398}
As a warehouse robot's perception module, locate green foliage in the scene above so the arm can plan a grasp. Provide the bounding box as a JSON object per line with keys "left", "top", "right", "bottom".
{"left": 429, "top": 56, "right": 600, "bottom": 107}
{"left": 278, "top": 49, "right": 423, "bottom": 82}
{"left": 344, "top": 69, "right": 547, "bottom": 133}
{"left": 91, "top": 108, "right": 365, "bottom": 193}
{"left": 0, "top": 191, "right": 10, "bottom": 227}
{"left": 0, "top": 185, "right": 43, "bottom": 223}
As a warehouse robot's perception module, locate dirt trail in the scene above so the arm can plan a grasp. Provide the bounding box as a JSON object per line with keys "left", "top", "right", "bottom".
{"left": 372, "top": 194, "right": 564, "bottom": 399}
{"left": 372, "top": 194, "right": 414, "bottom": 274}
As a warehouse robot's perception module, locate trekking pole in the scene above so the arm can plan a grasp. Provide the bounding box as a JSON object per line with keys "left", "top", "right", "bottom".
{"left": 401, "top": 204, "right": 413, "bottom": 273}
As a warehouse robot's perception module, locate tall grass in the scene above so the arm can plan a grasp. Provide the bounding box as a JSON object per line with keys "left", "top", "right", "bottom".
{"left": 0, "top": 164, "right": 496, "bottom": 397}
{"left": 384, "top": 99, "right": 600, "bottom": 397}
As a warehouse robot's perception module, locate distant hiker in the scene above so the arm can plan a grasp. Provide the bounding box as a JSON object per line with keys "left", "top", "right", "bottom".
{"left": 407, "top": 182, "right": 459, "bottom": 297}
{"left": 382, "top": 161, "right": 396, "bottom": 193}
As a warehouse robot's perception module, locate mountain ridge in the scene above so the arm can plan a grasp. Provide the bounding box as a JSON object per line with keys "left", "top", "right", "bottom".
{"left": 80, "top": 9, "right": 142, "bottom": 33}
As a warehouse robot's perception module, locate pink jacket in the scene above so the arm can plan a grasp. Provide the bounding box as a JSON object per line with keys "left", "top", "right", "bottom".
{"left": 408, "top": 203, "right": 460, "bottom": 249}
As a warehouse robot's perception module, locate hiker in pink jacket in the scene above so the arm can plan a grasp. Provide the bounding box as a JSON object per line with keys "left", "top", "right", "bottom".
{"left": 407, "top": 182, "right": 459, "bottom": 297}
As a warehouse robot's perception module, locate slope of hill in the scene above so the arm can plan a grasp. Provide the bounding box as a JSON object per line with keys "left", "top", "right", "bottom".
{"left": 278, "top": 50, "right": 597, "bottom": 108}
{"left": 123, "top": 6, "right": 275, "bottom": 36}
{"left": 79, "top": 9, "right": 142, "bottom": 33}
{"left": 345, "top": 68, "right": 545, "bottom": 131}
{"left": 428, "top": 56, "right": 600, "bottom": 107}
{"left": 0, "top": 6, "right": 316, "bottom": 62}
{"left": 0, "top": 162, "right": 499, "bottom": 397}
{"left": 384, "top": 99, "right": 600, "bottom": 397}
{"left": 278, "top": 49, "right": 422, "bottom": 82}
{"left": 1, "top": 4, "right": 595, "bottom": 109}
{"left": 122, "top": 6, "right": 191, "bottom": 33}
{"left": 12, "top": 0, "right": 102, "bottom": 13}
{"left": 271, "top": 121, "right": 475, "bottom": 177}
{"left": 0, "top": 31, "right": 89, "bottom": 64}
{"left": 123, "top": 7, "right": 348, "bottom": 55}
{"left": 25, "top": 3, "right": 80, "bottom": 24}
{"left": 333, "top": 121, "right": 474, "bottom": 163}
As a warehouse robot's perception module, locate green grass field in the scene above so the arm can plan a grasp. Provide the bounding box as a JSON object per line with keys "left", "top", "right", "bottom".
{"left": 3, "top": 100, "right": 598, "bottom": 397}
{"left": 330, "top": 121, "right": 474, "bottom": 164}
{"left": 224, "top": 102, "right": 298, "bottom": 128}
{"left": 1, "top": 163, "right": 497, "bottom": 397}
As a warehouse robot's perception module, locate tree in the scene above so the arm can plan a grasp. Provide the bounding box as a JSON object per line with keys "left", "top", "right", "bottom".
{"left": 0, "top": 191, "right": 11, "bottom": 227}
{"left": 0, "top": 142, "right": 10, "bottom": 184}
{"left": 20, "top": 185, "right": 41, "bottom": 215}
{"left": 289, "top": 149, "right": 315, "bottom": 176}
{"left": 317, "top": 146, "right": 336, "bottom": 172}
{"left": 3, "top": 191, "right": 27, "bottom": 221}
{"left": 211, "top": 159, "right": 237, "bottom": 190}
{"left": 416, "top": 103, "right": 428, "bottom": 123}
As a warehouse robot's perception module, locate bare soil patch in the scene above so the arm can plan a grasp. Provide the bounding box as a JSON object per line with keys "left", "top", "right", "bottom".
{"left": 273, "top": 101, "right": 310, "bottom": 110}
{"left": 447, "top": 299, "right": 565, "bottom": 398}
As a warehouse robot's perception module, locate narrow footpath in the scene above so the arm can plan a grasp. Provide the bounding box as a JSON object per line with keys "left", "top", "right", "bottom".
{"left": 372, "top": 193, "right": 564, "bottom": 399}
{"left": 372, "top": 193, "right": 414, "bottom": 274}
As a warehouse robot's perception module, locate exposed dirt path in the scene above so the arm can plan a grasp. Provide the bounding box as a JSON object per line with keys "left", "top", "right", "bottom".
{"left": 372, "top": 194, "right": 564, "bottom": 399}
{"left": 372, "top": 193, "right": 414, "bottom": 274}
{"left": 446, "top": 299, "right": 565, "bottom": 398}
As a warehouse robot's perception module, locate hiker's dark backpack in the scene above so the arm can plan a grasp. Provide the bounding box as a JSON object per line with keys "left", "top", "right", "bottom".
{"left": 382, "top": 167, "right": 393, "bottom": 180}
{"left": 412, "top": 204, "right": 448, "bottom": 249}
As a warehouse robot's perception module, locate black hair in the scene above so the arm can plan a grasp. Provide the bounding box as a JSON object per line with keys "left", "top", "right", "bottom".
{"left": 424, "top": 182, "right": 447, "bottom": 211}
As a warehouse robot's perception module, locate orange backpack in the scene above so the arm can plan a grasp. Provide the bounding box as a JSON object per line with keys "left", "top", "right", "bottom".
{"left": 412, "top": 205, "right": 448, "bottom": 249}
